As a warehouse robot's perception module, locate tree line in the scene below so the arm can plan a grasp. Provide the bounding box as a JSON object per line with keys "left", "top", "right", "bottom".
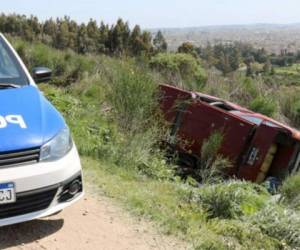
{"left": 0, "top": 14, "right": 167, "bottom": 56}
{"left": 178, "top": 41, "right": 300, "bottom": 75}
{"left": 3, "top": 13, "right": 300, "bottom": 78}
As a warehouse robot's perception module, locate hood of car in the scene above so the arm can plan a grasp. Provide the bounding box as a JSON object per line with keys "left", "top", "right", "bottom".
{"left": 0, "top": 86, "right": 66, "bottom": 152}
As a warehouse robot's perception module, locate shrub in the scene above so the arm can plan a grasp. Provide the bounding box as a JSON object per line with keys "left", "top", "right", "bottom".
{"left": 249, "top": 95, "right": 277, "bottom": 117}
{"left": 289, "top": 99, "right": 300, "bottom": 125}
{"left": 149, "top": 52, "right": 207, "bottom": 90}
{"left": 207, "top": 219, "right": 280, "bottom": 249}
{"left": 195, "top": 181, "right": 269, "bottom": 219}
{"left": 41, "top": 84, "right": 118, "bottom": 160}
{"left": 241, "top": 77, "right": 260, "bottom": 99}
{"left": 197, "top": 131, "right": 231, "bottom": 183}
{"left": 111, "top": 130, "right": 174, "bottom": 179}
{"left": 251, "top": 205, "right": 300, "bottom": 248}
{"left": 103, "top": 59, "right": 159, "bottom": 133}
{"left": 279, "top": 88, "right": 300, "bottom": 127}
{"left": 280, "top": 173, "right": 300, "bottom": 209}
{"left": 12, "top": 38, "right": 96, "bottom": 86}
{"left": 100, "top": 59, "right": 174, "bottom": 179}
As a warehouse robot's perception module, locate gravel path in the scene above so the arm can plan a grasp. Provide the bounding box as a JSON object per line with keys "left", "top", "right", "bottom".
{"left": 0, "top": 194, "right": 187, "bottom": 250}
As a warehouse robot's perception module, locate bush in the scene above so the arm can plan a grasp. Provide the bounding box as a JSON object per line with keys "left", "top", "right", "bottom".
{"left": 279, "top": 88, "right": 300, "bottom": 127}
{"left": 42, "top": 84, "right": 117, "bottom": 159}
{"left": 207, "top": 219, "right": 279, "bottom": 249}
{"left": 289, "top": 99, "right": 300, "bottom": 125}
{"left": 149, "top": 52, "right": 207, "bottom": 90}
{"left": 100, "top": 59, "right": 173, "bottom": 179}
{"left": 197, "top": 131, "right": 232, "bottom": 183}
{"left": 103, "top": 59, "right": 159, "bottom": 133}
{"left": 12, "top": 38, "right": 96, "bottom": 86}
{"left": 249, "top": 95, "right": 277, "bottom": 117}
{"left": 252, "top": 205, "right": 300, "bottom": 248}
{"left": 280, "top": 173, "right": 300, "bottom": 209}
{"left": 195, "top": 181, "right": 269, "bottom": 219}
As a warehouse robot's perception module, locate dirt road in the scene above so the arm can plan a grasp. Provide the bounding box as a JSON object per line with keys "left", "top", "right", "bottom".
{"left": 0, "top": 194, "right": 187, "bottom": 250}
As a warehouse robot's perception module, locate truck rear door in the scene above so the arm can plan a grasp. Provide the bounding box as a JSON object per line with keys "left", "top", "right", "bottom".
{"left": 237, "top": 124, "right": 279, "bottom": 182}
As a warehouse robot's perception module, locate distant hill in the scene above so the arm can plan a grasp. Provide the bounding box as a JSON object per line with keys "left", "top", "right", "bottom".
{"left": 149, "top": 23, "right": 300, "bottom": 53}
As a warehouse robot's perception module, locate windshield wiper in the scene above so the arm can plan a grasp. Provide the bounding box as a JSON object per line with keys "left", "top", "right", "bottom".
{"left": 0, "top": 83, "right": 21, "bottom": 89}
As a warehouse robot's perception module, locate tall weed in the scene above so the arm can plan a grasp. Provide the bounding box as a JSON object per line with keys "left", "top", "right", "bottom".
{"left": 251, "top": 205, "right": 300, "bottom": 248}
{"left": 280, "top": 173, "right": 300, "bottom": 210}
{"left": 197, "top": 131, "right": 232, "bottom": 183}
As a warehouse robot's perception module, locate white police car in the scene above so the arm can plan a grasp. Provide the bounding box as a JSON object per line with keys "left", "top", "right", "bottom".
{"left": 0, "top": 34, "right": 83, "bottom": 226}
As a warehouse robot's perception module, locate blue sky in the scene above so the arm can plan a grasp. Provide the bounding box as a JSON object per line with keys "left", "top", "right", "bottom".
{"left": 1, "top": 0, "right": 300, "bottom": 28}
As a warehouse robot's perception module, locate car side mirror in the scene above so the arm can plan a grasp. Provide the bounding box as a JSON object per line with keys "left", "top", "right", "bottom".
{"left": 32, "top": 67, "right": 52, "bottom": 83}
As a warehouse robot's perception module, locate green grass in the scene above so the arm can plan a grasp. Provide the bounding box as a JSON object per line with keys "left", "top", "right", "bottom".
{"left": 12, "top": 37, "right": 300, "bottom": 249}
{"left": 82, "top": 157, "right": 280, "bottom": 250}
{"left": 269, "top": 64, "right": 300, "bottom": 87}
{"left": 276, "top": 64, "right": 300, "bottom": 76}
{"left": 280, "top": 173, "right": 300, "bottom": 210}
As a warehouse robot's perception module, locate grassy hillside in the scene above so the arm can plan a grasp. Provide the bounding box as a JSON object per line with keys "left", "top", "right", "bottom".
{"left": 12, "top": 38, "right": 300, "bottom": 249}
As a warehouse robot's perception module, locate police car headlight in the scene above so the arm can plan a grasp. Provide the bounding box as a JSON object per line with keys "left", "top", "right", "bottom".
{"left": 40, "top": 127, "right": 73, "bottom": 161}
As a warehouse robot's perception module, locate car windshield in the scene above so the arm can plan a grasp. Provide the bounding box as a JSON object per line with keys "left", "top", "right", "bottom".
{"left": 0, "top": 36, "right": 28, "bottom": 86}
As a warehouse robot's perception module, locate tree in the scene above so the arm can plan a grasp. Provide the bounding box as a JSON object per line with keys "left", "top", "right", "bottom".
{"left": 246, "top": 64, "right": 253, "bottom": 77}
{"left": 140, "top": 31, "right": 153, "bottom": 55}
{"left": 98, "top": 21, "right": 109, "bottom": 53}
{"left": 120, "top": 20, "right": 131, "bottom": 53}
{"left": 129, "top": 25, "right": 143, "bottom": 56}
{"left": 229, "top": 47, "right": 242, "bottom": 71}
{"left": 108, "top": 18, "right": 131, "bottom": 55}
{"left": 150, "top": 53, "right": 207, "bottom": 89}
{"left": 263, "top": 59, "right": 272, "bottom": 74}
{"left": 177, "top": 42, "right": 197, "bottom": 57}
{"left": 217, "top": 51, "right": 232, "bottom": 75}
{"left": 86, "top": 19, "right": 99, "bottom": 52}
{"left": 27, "top": 15, "right": 41, "bottom": 34}
{"left": 245, "top": 55, "right": 255, "bottom": 66}
{"left": 270, "top": 67, "right": 275, "bottom": 75}
{"left": 54, "top": 20, "right": 69, "bottom": 49}
{"left": 129, "top": 25, "right": 139, "bottom": 55}
{"left": 43, "top": 18, "right": 57, "bottom": 45}
{"left": 203, "top": 43, "right": 215, "bottom": 67}
{"left": 153, "top": 31, "right": 167, "bottom": 53}
{"left": 66, "top": 19, "right": 78, "bottom": 50}
{"left": 76, "top": 24, "right": 89, "bottom": 54}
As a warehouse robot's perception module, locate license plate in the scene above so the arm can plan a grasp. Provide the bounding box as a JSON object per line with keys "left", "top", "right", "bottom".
{"left": 0, "top": 183, "right": 16, "bottom": 204}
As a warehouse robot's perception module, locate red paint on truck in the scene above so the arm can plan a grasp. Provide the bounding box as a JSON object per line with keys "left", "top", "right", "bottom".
{"left": 160, "top": 84, "right": 300, "bottom": 183}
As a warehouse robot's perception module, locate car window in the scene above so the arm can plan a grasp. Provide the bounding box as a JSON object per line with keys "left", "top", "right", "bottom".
{"left": 229, "top": 111, "right": 263, "bottom": 125}
{"left": 240, "top": 115, "right": 263, "bottom": 125}
{"left": 0, "top": 36, "right": 28, "bottom": 86}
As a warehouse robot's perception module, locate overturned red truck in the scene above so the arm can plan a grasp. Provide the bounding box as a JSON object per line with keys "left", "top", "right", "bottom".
{"left": 160, "top": 84, "right": 300, "bottom": 183}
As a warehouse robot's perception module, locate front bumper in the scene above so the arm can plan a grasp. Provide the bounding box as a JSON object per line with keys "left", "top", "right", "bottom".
{"left": 0, "top": 145, "right": 83, "bottom": 227}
